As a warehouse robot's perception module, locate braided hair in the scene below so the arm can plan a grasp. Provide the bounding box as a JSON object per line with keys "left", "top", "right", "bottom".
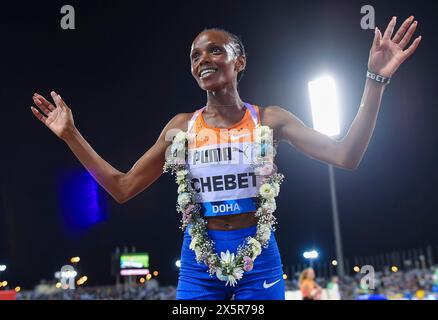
{"left": 201, "top": 28, "right": 247, "bottom": 84}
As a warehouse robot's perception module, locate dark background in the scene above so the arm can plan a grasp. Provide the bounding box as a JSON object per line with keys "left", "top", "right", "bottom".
{"left": 0, "top": 0, "right": 436, "bottom": 289}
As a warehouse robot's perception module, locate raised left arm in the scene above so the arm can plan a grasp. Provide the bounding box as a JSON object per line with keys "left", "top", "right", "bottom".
{"left": 341, "top": 16, "right": 421, "bottom": 169}
{"left": 271, "top": 16, "right": 421, "bottom": 170}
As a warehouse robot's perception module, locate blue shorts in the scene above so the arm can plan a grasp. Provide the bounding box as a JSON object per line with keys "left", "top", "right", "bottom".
{"left": 176, "top": 224, "right": 285, "bottom": 300}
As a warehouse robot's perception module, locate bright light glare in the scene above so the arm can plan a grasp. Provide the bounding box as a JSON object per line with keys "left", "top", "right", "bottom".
{"left": 175, "top": 260, "right": 181, "bottom": 268}
{"left": 61, "top": 271, "right": 77, "bottom": 278}
{"left": 0, "top": 265, "right": 6, "bottom": 272}
{"left": 308, "top": 76, "right": 341, "bottom": 137}
{"left": 70, "top": 257, "right": 81, "bottom": 263}
{"left": 303, "top": 250, "right": 319, "bottom": 259}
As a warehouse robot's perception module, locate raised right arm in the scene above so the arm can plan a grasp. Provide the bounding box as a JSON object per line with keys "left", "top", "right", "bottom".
{"left": 31, "top": 91, "right": 191, "bottom": 204}
{"left": 114, "top": 112, "right": 192, "bottom": 203}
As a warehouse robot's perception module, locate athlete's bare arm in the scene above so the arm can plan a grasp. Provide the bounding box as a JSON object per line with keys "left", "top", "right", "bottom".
{"left": 261, "top": 16, "right": 421, "bottom": 170}
{"left": 261, "top": 106, "right": 352, "bottom": 169}
{"left": 31, "top": 91, "right": 192, "bottom": 204}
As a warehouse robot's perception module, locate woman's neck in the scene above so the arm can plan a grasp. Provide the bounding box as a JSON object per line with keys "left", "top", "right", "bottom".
{"left": 205, "top": 86, "right": 244, "bottom": 116}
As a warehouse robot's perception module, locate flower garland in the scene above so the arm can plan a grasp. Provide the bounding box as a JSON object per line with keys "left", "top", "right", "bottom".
{"left": 163, "top": 126, "right": 284, "bottom": 287}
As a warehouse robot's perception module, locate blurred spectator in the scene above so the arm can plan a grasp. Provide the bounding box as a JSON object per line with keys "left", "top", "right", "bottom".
{"left": 326, "top": 276, "right": 341, "bottom": 300}
{"left": 299, "top": 268, "right": 322, "bottom": 300}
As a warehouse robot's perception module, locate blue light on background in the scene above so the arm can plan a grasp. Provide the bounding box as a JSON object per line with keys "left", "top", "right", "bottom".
{"left": 58, "top": 168, "right": 107, "bottom": 232}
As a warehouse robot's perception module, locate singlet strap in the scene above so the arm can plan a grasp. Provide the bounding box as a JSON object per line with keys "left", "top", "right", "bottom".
{"left": 244, "top": 102, "right": 259, "bottom": 126}
{"left": 187, "top": 107, "right": 206, "bottom": 132}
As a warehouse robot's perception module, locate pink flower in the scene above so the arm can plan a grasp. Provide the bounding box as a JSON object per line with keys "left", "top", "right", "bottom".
{"left": 243, "top": 256, "right": 254, "bottom": 272}
{"left": 257, "top": 163, "right": 277, "bottom": 176}
{"left": 184, "top": 204, "right": 195, "bottom": 215}
{"left": 175, "top": 158, "right": 186, "bottom": 165}
{"left": 182, "top": 204, "right": 195, "bottom": 224}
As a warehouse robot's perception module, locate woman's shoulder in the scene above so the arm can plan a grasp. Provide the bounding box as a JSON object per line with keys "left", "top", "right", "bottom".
{"left": 258, "top": 105, "right": 290, "bottom": 143}
{"left": 259, "top": 105, "right": 288, "bottom": 120}
{"left": 167, "top": 112, "right": 196, "bottom": 132}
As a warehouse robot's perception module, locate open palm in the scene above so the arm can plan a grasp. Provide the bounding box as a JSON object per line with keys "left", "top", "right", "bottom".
{"left": 368, "top": 16, "right": 422, "bottom": 78}
{"left": 31, "top": 91, "right": 75, "bottom": 140}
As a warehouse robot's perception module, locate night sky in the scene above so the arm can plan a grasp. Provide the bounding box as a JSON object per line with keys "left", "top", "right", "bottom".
{"left": 1, "top": 0, "right": 437, "bottom": 289}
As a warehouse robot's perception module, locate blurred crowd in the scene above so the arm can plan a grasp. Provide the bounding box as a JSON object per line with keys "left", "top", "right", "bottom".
{"left": 17, "top": 279, "right": 177, "bottom": 300}
{"left": 12, "top": 266, "right": 438, "bottom": 300}
{"left": 341, "top": 266, "right": 438, "bottom": 300}
{"left": 286, "top": 265, "right": 438, "bottom": 300}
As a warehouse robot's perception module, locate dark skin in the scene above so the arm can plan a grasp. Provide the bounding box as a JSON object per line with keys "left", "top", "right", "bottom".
{"left": 31, "top": 18, "right": 421, "bottom": 230}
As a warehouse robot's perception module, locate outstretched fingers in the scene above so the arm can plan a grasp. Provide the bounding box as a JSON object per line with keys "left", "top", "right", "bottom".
{"left": 392, "top": 16, "right": 414, "bottom": 44}
{"left": 33, "top": 93, "right": 56, "bottom": 118}
{"left": 372, "top": 27, "right": 382, "bottom": 49}
{"left": 403, "top": 35, "right": 422, "bottom": 60}
{"left": 32, "top": 97, "right": 51, "bottom": 116}
{"left": 383, "top": 16, "right": 397, "bottom": 40}
{"left": 398, "top": 20, "right": 419, "bottom": 50}
{"left": 31, "top": 105, "right": 48, "bottom": 126}
{"left": 50, "top": 91, "right": 66, "bottom": 110}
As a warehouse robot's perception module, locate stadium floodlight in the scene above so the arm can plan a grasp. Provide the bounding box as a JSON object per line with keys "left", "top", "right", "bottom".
{"left": 308, "top": 75, "right": 341, "bottom": 137}
{"left": 303, "top": 250, "right": 319, "bottom": 269}
{"left": 0, "top": 265, "right": 6, "bottom": 272}
{"left": 308, "top": 75, "right": 345, "bottom": 277}
{"left": 70, "top": 257, "right": 81, "bottom": 263}
{"left": 303, "top": 250, "right": 319, "bottom": 260}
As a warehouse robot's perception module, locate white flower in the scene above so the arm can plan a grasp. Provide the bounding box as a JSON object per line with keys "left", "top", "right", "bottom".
{"left": 220, "top": 250, "right": 235, "bottom": 266}
{"left": 259, "top": 183, "right": 276, "bottom": 200}
{"left": 259, "top": 224, "right": 271, "bottom": 243}
{"left": 170, "top": 142, "right": 181, "bottom": 154}
{"left": 174, "top": 131, "right": 188, "bottom": 144}
{"left": 177, "top": 184, "right": 187, "bottom": 194}
{"left": 215, "top": 269, "right": 228, "bottom": 282}
{"left": 189, "top": 235, "right": 202, "bottom": 250}
{"left": 262, "top": 199, "right": 277, "bottom": 213}
{"left": 176, "top": 170, "right": 189, "bottom": 184}
{"left": 247, "top": 237, "right": 262, "bottom": 260}
{"left": 216, "top": 251, "right": 244, "bottom": 287}
{"left": 177, "top": 193, "right": 191, "bottom": 208}
{"left": 194, "top": 248, "right": 203, "bottom": 260}
{"left": 255, "top": 126, "right": 271, "bottom": 143}
{"left": 226, "top": 267, "right": 244, "bottom": 287}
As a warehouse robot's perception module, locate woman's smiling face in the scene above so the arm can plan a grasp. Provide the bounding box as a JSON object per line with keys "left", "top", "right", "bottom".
{"left": 190, "top": 30, "right": 245, "bottom": 92}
